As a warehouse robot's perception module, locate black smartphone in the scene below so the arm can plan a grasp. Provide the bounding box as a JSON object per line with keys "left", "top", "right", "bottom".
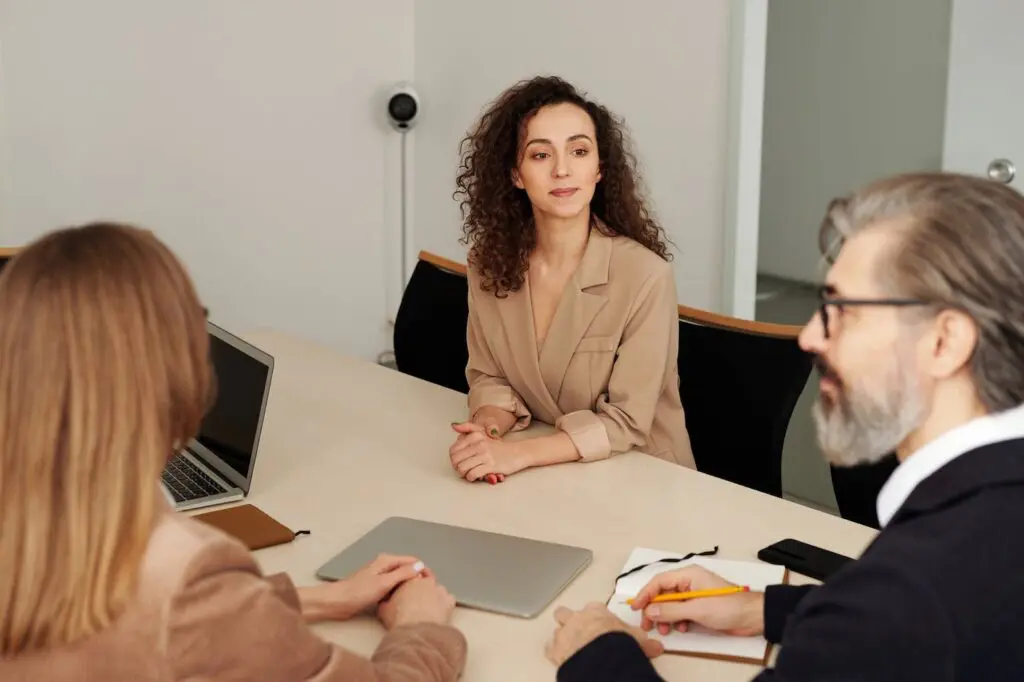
{"left": 757, "top": 538, "right": 854, "bottom": 581}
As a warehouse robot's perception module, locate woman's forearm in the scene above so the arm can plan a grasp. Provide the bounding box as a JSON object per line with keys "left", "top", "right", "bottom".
{"left": 511, "top": 432, "right": 581, "bottom": 470}
{"left": 296, "top": 584, "right": 339, "bottom": 624}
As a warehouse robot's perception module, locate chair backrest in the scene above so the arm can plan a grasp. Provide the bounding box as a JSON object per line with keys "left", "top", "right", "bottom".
{"left": 676, "top": 304, "right": 812, "bottom": 497}
{"left": 0, "top": 247, "right": 18, "bottom": 273}
{"left": 829, "top": 454, "right": 899, "bottom": 528}
{"left": 393, "top": 251, "right": 471, "bottom": 394}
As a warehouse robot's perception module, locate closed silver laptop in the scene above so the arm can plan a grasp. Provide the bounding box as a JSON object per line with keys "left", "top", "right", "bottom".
{"left": 316, "top": 517, "right": 593, "bottom": 619}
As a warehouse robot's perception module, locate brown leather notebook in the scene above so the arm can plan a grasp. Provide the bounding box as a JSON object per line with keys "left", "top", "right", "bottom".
{"left": 194, "top": 504, "right": 296, "bottom": 550}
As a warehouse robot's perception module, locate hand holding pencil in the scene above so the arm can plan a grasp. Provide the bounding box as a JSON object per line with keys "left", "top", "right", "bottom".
{"left": 626, "top": 584, "right": 750, "bottom": 605}
{"left": 630, "top": 565, "right": 766, "bottom": 638}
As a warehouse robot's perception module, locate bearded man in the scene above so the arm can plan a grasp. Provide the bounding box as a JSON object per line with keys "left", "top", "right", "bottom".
{"left": 547, "top": 172, "right": 1024, "bottom": 682}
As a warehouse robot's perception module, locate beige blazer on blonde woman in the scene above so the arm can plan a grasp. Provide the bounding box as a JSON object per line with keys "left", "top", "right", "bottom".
{"left": 467, "top": 226, "right": 695, "bottom": 468}
{"left": 0, "top": 511, "right": 466, "bottom": 682}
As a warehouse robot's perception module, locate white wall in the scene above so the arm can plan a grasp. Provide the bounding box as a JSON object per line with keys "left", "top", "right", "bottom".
{"left": 757, "top": 0, "right": 952, "bottom": 284}
{"left": 413, "top": 1, "right": 733, "bottom": 312}
{"left": 0, "top": 0, "right": 413, "bottom": 360}
{"left": 0, "top": 0, "right": 738, "bottom": 358}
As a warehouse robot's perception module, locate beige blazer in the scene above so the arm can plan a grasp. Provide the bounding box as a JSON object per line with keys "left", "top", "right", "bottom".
{"left": 0, "top": 512, "right": 467, "bottom": 682}
{"left": 467, "top": 226, "right": 694, "bottom": 468}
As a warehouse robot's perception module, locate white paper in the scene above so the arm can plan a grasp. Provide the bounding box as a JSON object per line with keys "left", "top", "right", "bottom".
{"left": 607, "top": 547, "right": 786, "bottom": 662}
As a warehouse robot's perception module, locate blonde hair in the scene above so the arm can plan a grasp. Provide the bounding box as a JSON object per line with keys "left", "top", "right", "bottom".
{"left": 819, "top": 171, "right": 1024, "bottom": 412}
{"left": 0, "top": 223, "right": 211, "bottom": 654}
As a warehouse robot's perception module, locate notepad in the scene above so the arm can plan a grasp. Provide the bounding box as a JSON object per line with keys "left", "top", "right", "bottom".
{"left": 607, "top": 547, "right": 788, "bottom": 665}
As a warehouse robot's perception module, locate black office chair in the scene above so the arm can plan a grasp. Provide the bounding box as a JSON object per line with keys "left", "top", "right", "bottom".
{"left": 393, "top": 251, "right": 471, "bottom": 394}
{"left": 677, "top": 305, "right": 813, "bottom": 497}
{"left": 829, "top": 454, "right": 899, "bottom": 528}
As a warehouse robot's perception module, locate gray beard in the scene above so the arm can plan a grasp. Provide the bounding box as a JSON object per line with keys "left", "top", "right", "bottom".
{"left": 812, "top": 356, "right": 926, "bottom": 467}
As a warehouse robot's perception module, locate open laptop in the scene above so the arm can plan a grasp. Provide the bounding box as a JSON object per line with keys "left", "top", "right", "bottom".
{"left": 161, "top": 321, "right": 274, "bottom": 511}
{"left": 316, "top": 517, "right": 593, "bottom": 618}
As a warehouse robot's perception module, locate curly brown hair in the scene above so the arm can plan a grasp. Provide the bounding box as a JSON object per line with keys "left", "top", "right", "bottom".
{"left": 454, "top": 75, "right": 672, "bottom": 296}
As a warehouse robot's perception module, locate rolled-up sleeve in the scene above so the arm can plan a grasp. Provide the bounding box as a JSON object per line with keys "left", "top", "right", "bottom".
{"left": 555, "top": 265, "right": 678, "bottom": 461}
{"left": 465, "top": 271, "right": 531, "bottom": 430}
{"left": 554, "top": 410, "right": 611, "bottom": 462}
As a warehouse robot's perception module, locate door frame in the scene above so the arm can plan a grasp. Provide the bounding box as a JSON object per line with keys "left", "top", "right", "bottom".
{"left": 721, "top": 0, "right": 767, "bottom": 320}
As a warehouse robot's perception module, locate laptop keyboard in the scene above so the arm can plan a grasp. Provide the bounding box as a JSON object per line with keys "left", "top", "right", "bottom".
{"left": 161, "top": 455, "right": 225, "bottom": 503}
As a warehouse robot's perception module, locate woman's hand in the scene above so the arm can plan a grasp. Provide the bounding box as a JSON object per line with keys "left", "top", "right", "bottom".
{"left": 298, "top": 554, "right": 426, "bottom": 623}
{"left": 449, "top": 422, "right": 523, "bottom": 482}
{"left": 469, "top": 405, "right": 516, "bottom": 438}
{"left": 630, "top": 565, "right": 765, "bottom": 637}
{"left": 377, "top": 572, "right": 457, "bottom": 630}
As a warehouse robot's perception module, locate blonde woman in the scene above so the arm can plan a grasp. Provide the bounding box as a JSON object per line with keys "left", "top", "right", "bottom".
{"left": 0, "top": 223, "right": 467, "bottom": 681}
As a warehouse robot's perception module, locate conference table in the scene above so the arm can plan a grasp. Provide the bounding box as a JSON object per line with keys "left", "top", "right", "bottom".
{"left": 233, "top": 328, "right": 877, "bottom": 681}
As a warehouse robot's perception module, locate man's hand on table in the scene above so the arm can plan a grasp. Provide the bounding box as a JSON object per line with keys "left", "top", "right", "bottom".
{"left": 545, "top": 602, "right": 664, "bottom": 666}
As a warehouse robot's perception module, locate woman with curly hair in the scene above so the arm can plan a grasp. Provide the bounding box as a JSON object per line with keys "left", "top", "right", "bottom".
{"left": 448, "top": 76, "right": 694, "bottom": 484}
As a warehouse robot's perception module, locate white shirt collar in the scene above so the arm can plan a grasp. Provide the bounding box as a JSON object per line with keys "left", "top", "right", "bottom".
{"left": 876, "top": 403, "right": 1024, "bottom": 527}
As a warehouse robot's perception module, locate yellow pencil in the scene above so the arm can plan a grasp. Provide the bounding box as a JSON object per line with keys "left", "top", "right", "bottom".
{"left": 625, "top": 585, "right": 750, "bottom": 605}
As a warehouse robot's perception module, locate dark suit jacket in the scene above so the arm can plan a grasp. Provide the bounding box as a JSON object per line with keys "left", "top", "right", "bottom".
{"left": 559, "top": 438, "right": 1024, "bottom": 682}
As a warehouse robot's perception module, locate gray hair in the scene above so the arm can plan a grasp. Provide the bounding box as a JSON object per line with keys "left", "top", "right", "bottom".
{"left": 819, "top": 172, "right": 1024, "bottom": 412}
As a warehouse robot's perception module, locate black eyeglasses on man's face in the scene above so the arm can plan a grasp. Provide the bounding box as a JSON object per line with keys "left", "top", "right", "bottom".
{"left": 816, "top": 285, "right": 928, "bottom": 339}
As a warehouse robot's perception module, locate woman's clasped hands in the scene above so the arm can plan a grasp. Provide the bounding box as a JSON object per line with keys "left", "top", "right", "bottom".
{"left": 448, "top": 406, "right": 523, "bottom": 484}
{"left": 298, "top": 553, "right": 456, "bottom": 629}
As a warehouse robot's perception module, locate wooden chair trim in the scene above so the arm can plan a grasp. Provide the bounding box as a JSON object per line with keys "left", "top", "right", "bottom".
{"left": 418, "top": 250, "right": 468, "bottom": 276}
{"left": 417, "top": 251, "right": 801, "bottom": 339}
{"left": 678, "top": 303, "right": 803, "bottom": 340}
{"left": 0, "top": 247, "right": 19, "bottom": 258}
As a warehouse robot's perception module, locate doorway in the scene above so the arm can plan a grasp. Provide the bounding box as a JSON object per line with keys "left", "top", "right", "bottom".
{"left": 734, "top": 0, "right": 955, "bottom": 512}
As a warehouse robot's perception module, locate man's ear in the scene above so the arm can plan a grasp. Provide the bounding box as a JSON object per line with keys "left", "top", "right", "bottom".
{"left": 928, "top": 308, "right": 978, "bottom": 379}
{"left": 511, "top": 168, "right": 524, "bottom": 190}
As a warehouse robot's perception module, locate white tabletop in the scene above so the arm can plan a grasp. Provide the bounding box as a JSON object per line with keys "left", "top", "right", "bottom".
{"left": 234, "top": 328, "right": 877, "bottom": 681}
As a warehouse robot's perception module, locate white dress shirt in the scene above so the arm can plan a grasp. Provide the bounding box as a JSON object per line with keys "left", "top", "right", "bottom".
{"left": 876, "top": 402, "right": 1024, "bottom": 527}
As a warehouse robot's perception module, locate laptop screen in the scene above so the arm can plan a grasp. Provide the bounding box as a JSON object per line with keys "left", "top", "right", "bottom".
{"left": 192, "top": 324, "right": 273, "bottom": 491}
